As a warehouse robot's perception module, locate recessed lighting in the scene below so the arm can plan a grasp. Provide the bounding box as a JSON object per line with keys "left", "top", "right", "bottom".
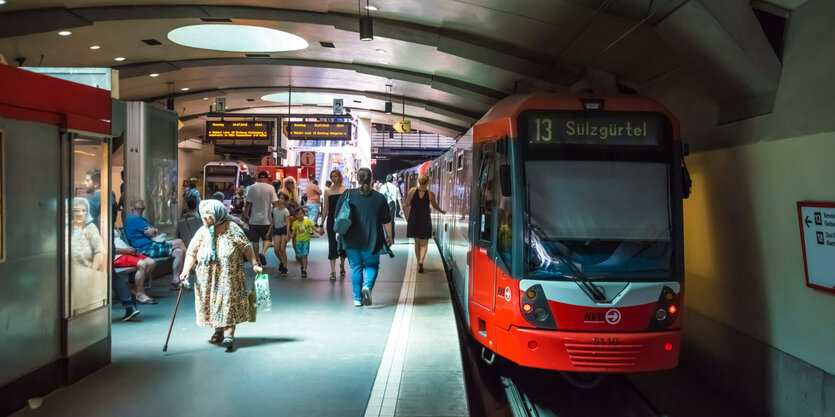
{"left": 0, "top": 1, "right": 7, "bottom": 5}
{"left": 114, "top": 57, "right": 126, "bottom": 61}
{"left": 181, "top": 87, "right": 190, "bottom": 91}
{"left": 376, "top": 49, "right": 387, "bottom": 54}
{"left": 58, "top": 31, "right": 72, "bottom": 36}
{"left": 167, "top": 24, "right": 308, "bottom": 52}
{"left": 364, "top": 5, "right": 378, "bottom": 11}
{"left": 203, "top": 97, "right": 209, "bottom": 100}
{"left": 379, "top": 60, "right": 390, "bottom": 64}
{"left": 89, "top": 45, "right": 100, "bottom": 50}
{"left": 149, "top": 73, "right": 159, "bottom": 77}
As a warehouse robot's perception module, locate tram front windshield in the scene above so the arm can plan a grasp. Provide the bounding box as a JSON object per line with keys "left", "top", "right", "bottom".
{"left": 205, "top": 165, "right": 238, "bottom": 200}
{"left": 525, "top": 160, "right": 672, "bottom": 281}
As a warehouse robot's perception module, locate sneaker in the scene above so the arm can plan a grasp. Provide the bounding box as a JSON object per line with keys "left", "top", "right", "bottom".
{"left": 353, "top": 300, "right": 362, "bottom": 307}
{"left": 301, "top": 269, "right": 307, "bottom": 278}
{"left": 258, "top": 253, "right": 267, "bottom": 266}
{"left": 122, "top": 306, "right": 140, "bottom": 322}
{"left": 361, "top": 286, "right": 372, "bottom": 306}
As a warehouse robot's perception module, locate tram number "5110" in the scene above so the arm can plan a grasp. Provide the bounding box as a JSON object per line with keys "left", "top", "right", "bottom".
{"left": 592, "top": 337, "right": 619, "bottom": 346}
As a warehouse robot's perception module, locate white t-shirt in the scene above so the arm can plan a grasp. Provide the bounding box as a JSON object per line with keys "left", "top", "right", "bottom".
{"left": 271, "top": 207, "right": 290, "bottom": 230}
{"left": 381, "top": 182, "right": 401, "bottom": 205}
{"left": 114, "top": 231, "right": 130, "bottom": 260}
{"left": 245, "top": 182, "right": 278, "bottom": 225}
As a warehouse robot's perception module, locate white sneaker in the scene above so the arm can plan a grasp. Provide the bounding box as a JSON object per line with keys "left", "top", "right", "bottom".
{"left": 353, "top": 300, "right": 362, "bottom": 307}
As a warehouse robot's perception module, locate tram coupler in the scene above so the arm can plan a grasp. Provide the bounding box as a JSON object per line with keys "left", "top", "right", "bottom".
{"left": 481, "top": 347, "right": 496, "bottom": 365}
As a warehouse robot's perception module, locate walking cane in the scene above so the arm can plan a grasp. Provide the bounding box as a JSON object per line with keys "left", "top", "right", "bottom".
{"left": 163, "top": 285, "right": 185, "bottom": 352}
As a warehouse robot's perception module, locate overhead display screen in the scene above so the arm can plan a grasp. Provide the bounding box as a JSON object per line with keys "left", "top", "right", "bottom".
{"left": 520, "top": 112, "right": 667, "bottom": 146}
{"left": 286, "top": 121, "right": 351, "bottom": 141}
{"left": 206, "top": 121, "right": 272, "bottom": 145}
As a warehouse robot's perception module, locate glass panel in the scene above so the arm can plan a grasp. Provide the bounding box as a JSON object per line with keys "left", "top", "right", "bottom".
{"left": 69, "top": 136, "right": 110, "bottom": 316}
{"left": 144, "top": 110, "right": 178, "bottom": 236}
{"left": 525, "top": 160, "right": 672, "bottom": 281}
{"left": 0, "top": 130, "right": 4, "bottom": 261}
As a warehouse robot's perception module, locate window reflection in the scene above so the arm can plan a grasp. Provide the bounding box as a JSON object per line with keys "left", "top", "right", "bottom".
{"left": 68, "top": 137, "right": 110, "bottom": 317}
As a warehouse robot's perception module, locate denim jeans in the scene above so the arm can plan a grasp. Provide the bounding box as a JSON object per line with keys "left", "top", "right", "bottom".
{"left": 345, "top": 249, "right": 380, "bottom": 301}
{"left": 112, "top": 269, "right": 135, "bottom": 308}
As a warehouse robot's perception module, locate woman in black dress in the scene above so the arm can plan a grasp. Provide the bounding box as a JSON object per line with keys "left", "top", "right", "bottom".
{"left": 404, "top": 174, "right": 446, "bottom": 272}
{"left": 321, "top": 169, "right": 348, "bottom": 280}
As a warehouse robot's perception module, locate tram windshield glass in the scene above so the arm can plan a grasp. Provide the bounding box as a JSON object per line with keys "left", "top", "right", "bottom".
{"left": 204, "top": 165, "right": 239, "bottom": 200}
{"left": 525, "top": 160, "right": 672, "bottom": 280}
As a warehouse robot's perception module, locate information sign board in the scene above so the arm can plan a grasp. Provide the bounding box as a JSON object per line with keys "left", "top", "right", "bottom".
{"left": 286, "top": 121, "right": 351, "bottom": 141}
{"left": 797, "top": 201, "right": 835, "bottom": 294}
{"left": 299, "top": 151, "right": 316, "bottom": 168}
{"left": 206, "top": 121, "right": 272, "bottom": 144}
{"left": 519, "top": 112, "right": 667, "bottom": 147}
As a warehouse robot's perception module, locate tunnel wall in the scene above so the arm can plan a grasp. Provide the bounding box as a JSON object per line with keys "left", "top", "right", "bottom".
{"left": 643, "top": 0, "right": 835, "bottom": 415}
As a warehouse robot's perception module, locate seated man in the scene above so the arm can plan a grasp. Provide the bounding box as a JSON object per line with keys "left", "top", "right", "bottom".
{"left": 114, "top": 230, "right": 157, "bottom": 304}
{"left": 124, "top": 199, "right": 188, "bottom": 291}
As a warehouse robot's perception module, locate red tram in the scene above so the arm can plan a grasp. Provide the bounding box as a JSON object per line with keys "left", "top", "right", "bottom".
{"left": 400, "top": 93, "right": 690, "bottom": 373}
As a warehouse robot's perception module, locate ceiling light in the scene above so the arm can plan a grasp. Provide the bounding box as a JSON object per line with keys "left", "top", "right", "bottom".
{"left": 379, "top": 60, "right": 390, "bottom": 64}
{"left": 149, "top": 73, "right": 159, "bottom": 77}
{"left": 114, "top": 57, "right": 126, "bottom": 61}
{"left": 261, "top": 92, "right": 340, "bottom": 106}
{"left": 58, "top": 31, "right": 72, "bottom": 36}
{"left": 364, "top": 5, "right": 378, "bottom": 10}
{"left": 181, "top": 87, "right": 190, "bottom": 91}
{"left": 203, "top": 97, "right": 209, "bottom": 100}
{"left": 376, "top": 49, "right": 386, "bottom": 54}
{"left": 0, "top": 1, "right": 7, "bottom": 5}
{"left": 89, "top": 45, "right": 100, "bottom": 50}
{"left": 167, "top": 24, "right": 308, "bottom": 52}
{"left": 359, "top": 0, "right": 373, "bottom": 41}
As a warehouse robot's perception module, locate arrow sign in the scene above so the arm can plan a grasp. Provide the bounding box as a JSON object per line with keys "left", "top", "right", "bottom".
{"left": 806, "top": 216, "right": 812, "bottom": 228}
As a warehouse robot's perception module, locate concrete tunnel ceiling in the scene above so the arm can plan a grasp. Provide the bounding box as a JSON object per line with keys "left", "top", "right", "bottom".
{"left": 0, "top": 0, "right": 798, "bottom": 141}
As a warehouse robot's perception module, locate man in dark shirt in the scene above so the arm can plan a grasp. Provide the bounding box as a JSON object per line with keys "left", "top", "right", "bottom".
{"left": 335, "top": 168, "right": 393, "bottom": 307}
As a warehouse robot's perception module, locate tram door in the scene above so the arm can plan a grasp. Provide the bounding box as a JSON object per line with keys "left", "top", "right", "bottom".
{"left": 471, "top": 142, "right": 497, "bottom": 312}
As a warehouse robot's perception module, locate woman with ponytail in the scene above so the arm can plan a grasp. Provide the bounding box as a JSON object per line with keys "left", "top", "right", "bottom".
{"left": 335, "top": 167, "right": 394, "bottom": 307}
{"left": 179, "top": 199, "right": 262, "bottom": 351}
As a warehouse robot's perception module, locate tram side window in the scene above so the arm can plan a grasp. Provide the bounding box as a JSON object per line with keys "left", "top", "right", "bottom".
{"left": 496, "top": 140, "right": 512, "bottom": 266}
{"left": 477, "top": 144, "right": 496, "bottom": 243}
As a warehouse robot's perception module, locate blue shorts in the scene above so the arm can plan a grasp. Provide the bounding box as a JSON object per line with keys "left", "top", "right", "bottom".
{"left": 295, "top": 240, "right": 310, "bottom": 256}
{"left": 274, "top": 226, "right": 287, "bottom": 236}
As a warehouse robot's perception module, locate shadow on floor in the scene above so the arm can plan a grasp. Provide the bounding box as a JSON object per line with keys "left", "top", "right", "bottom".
{"left": 233, "top": 336, "right": 300, "bottom": 348}
{"left": 411, "top": 296, "right": 449, "bottom": 306}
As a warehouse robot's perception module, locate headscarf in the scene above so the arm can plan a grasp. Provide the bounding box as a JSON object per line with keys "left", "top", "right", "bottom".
{"left": 282, "top": 176, "right": 300, "bottom": 203}
{"left": 73, "top": 197, "right": 93, "bottom": 226}
{"left": 197, "top": 199, "right": 228, "bottom": 264}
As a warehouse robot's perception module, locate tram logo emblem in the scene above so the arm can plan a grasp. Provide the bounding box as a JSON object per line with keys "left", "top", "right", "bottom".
{"left": 504, "top": 286, "right": 512, "bottom": 302}
{"left": 605, "top": 309, "right": 622, "bottom": 325}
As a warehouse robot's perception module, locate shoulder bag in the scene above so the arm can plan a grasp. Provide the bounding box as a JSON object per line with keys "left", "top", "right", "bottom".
{"left": 333, "top": 190, "right": 353, "bottom": 235}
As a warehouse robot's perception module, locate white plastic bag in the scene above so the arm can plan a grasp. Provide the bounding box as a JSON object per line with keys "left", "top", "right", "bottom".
{"left": 254, "top": 274, "right": 271, "bottom": 311}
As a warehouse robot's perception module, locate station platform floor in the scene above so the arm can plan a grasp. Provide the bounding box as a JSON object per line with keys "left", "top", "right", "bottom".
{"left": 13, "top": 225, "right": 468, "bottom": 417}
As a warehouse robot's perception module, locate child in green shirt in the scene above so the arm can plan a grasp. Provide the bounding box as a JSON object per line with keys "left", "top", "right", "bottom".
{"left": 290, "top": 207, "right": 322, "bottom": 277}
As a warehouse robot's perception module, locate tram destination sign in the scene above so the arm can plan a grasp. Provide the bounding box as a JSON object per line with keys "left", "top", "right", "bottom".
{"left": 206, "top": 121, "right": 272, "bottom": 145}
{"left": 521, "top": 112, "right": 666, "bottom": 146}
{"left": 286, "top": 121, "right": 351, "bottom": 141}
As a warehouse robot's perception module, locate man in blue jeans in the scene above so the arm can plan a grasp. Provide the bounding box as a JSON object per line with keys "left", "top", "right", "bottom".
{"left": 335, "top": 168, "right": 393, "bottom": 306}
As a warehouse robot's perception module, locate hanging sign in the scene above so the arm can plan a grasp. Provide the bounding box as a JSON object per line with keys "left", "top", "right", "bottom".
{"left": 333, "top": 98, "right": 344, "bottom": 115}
{"left": 286, "top": 121, "right": 351, "bottom": 141}
{"left": 797, "top": 201, "right": 835, "bottom": 294}
{"left": 206, "top": 121, "right": 272, "bottom": 144}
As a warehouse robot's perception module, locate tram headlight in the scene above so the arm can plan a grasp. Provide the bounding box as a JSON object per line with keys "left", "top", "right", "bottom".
{"left": 520, "top": 284, "right": 557, "bottom": 329}
{"left": 655, "top": 308, "right": 667, "bottom": 321}
{"left": 649, "top": 286, "right": 679, "bottom": 330}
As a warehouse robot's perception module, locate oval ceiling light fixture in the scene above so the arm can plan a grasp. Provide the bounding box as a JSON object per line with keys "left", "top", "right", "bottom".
{"left": 181, "top": 87, "right": 190, "bottom": 91}
{"left": 365, "top": 5, "right": 378, "bottom": 11}
{"left": 114, "top": 57, "right": 126, "bottom": 61}
{"left": 167, "top": 24, "right": 308, "bottom": 52}
{"left": 90, "top": 45, "right": 101, "bottom": 50}
{"left": 149, "top": 73, "right": 160, "bottom": 77}
{"left": 261, "top": 92, "right": 336, "bottom": 106}
{"left": 58, "top": 31, "right": 72, "bottom": 36}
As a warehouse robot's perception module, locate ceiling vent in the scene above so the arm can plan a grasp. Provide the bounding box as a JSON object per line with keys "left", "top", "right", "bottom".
{"left": 319, "top": 41, "right": 335, "bottom": 48}
{"left": 141, "top": 39, "right": 162, "bottom": 46}
{"left": 353, "top": 99, "right": 362, "bottom": 103}
{"left": 246, "top": 98, "right": 256, "bottom": 102}
{"left": 201, "top": 17, "right": 233, "bottom": 23}
{"left": 245, "top": 53, "right": 271, "bottom": 58}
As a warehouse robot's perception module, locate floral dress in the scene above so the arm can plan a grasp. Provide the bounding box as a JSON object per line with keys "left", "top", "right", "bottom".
{"left": 187, "top": 222, "right": 251, "bottom": 327}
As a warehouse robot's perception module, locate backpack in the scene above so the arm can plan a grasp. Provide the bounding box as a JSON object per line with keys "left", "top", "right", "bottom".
{"left": 333, "top": 190, "right": 353, "bottom": 235}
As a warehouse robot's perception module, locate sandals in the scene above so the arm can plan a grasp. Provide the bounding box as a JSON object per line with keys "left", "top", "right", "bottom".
{"left": 209, "top": 332, "right": 223, "bottom": 344}
{"left": 339, "top": 268, "right": 346, "bottom": 278}
{"left": 136, "top": 295, "right": 158, "bottom": 304}
{"left": 221, "top": 337, "right": 235, "bottom": 352}
{"left": 418, "top": 264, "right": 424, "bottom": 273}
{"left": 330, "top": 272, "right": 336, "bottom": 281}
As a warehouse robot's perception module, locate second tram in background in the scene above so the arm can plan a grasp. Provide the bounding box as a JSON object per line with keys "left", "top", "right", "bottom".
{"left": 400, "top": 93, "right": 691, "bottom": 373}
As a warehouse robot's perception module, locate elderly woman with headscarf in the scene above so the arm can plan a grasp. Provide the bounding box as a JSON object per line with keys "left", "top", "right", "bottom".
{"left": 72, "top": 197, "right": 105, "bottom": 270}
{"left": 179, "top": 199, "right": 263, "bottom": 352}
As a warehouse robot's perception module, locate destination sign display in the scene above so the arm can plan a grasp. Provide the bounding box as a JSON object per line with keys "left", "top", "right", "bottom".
{"left": 520, "top": 112, "right": 667, "bottom": 146}
{"left": 206, "top": 121, "right": 271, "bottom": 142}
{"left": 286, "top": 121, "right": 351, "bottom": 141}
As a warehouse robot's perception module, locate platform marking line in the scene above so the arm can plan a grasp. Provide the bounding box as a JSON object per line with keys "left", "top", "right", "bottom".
{"left": 365, "top": 243, "right": 417, "bottom": 417}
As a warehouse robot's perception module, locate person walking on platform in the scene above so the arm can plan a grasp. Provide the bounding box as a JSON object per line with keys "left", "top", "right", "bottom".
{"left": 404, "top": 174, "right": 446, "bottom": 273}
{"left": 243, "top": 171, "right": 277, "bottom": 266}
{"left": 336, "top": 168, "right": 393, "bottom": 306}
{"left": 290, "top": 206, "right": 321, "bottom": 277}
{"left": 306, "top": 174, "right": 323, "bottom": 226}
{"left": 270, "top": 193, "right": 291, "bottom": 274}
{"left": 322, "top": 170, "right": 348, "bottom": 280}
{"left": 179, "top": 199, "right": 262, "bottom": 352}
{"left": 380, "top": 174, "right": 402, "bottom": 240}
